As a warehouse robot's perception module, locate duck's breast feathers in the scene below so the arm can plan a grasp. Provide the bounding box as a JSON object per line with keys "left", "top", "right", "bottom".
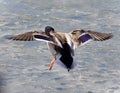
{"left": 70, "top": 29, "right": 113, "bottom": 47}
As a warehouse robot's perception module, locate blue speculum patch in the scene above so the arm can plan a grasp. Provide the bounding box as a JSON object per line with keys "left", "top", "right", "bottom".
{"left": 79, "top": 34, "right": 92, "bottom": 43}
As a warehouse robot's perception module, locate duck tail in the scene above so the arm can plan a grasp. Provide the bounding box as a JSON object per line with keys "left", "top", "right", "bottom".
{"left": 56, "top": 54, "right": 77, "bottom": 71}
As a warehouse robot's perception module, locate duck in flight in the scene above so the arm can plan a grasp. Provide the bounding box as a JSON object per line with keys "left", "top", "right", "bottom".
{"left": 8, "top": 26, "right": 113, "bottom": 72}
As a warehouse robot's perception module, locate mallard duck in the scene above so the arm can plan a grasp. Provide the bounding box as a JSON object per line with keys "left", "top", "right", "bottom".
{"left": 8, "top": 26, "right": 113, "bottom": 71}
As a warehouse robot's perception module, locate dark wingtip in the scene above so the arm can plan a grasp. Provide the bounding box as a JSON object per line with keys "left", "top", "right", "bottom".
{"left": 4, "top": 35, "right": 13, "bottom": 40}
{"left": 107, "top": 33, "right": 113, "bottom": 40}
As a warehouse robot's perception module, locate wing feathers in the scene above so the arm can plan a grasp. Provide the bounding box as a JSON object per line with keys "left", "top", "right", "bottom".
{"left": 7, "top": 31, "right": 60, "bottom": 47}
{"left": 78, "top": 33, "right": 93, "bottom": 43}
{"left": 70, "top": 29, "right": 113, "bottom": 47}
{"left": 8, "top": 31, "right": 45, "bottom": 41}
{"left": 33, "top": 34, "right": 52, "bottom": 42}
{"left": 87, "top": 31, "right": 113, "bottom": 41}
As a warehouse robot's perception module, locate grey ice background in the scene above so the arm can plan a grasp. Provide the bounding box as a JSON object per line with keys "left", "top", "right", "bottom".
{"left": 0, "top": 0, "right": 120, "bottom": 93}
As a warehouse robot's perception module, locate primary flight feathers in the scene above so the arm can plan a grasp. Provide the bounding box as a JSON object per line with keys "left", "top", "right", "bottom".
{"left": 8, "top": 30, "right": 112, "bottom": 42}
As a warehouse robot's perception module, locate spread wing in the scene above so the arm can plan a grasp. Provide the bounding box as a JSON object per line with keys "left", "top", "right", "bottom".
{"left": 8, "top": 31, "right": 42, "bottom": 41}
{"left": 70, "top": 29, "right": 113, "bottom": 47}
{"left": 87, "top": 30, "right": 113, "bottom": 41}
{"left": 8, "top": 31, "right": 54, "bottom": 43}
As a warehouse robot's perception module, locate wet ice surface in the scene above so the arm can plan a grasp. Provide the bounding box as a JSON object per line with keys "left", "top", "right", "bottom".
{"left": 0, "top": 0, "right": 120, "bottom": 93}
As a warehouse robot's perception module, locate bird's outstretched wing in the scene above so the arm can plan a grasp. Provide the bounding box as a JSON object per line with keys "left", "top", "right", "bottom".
{"left": 70, "top": 29, "right": 113, "bottom": 47}
{"left": 86, "top": 30, "right": 113, "bottom": 41}
{"left": 8, "top": 31, "right": 54, "bottom": 43}
{"left": 8, "top": 31, "right": 41, "bottom": 41}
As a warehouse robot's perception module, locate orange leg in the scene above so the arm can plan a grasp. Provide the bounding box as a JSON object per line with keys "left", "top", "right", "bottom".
{"left": 48, "top": 56, "right": 57, "bottom": 70}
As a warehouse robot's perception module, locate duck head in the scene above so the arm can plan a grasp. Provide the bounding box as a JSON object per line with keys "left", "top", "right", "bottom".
{"left": 45, "top": 26, "right": 55, "bottom": 36}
